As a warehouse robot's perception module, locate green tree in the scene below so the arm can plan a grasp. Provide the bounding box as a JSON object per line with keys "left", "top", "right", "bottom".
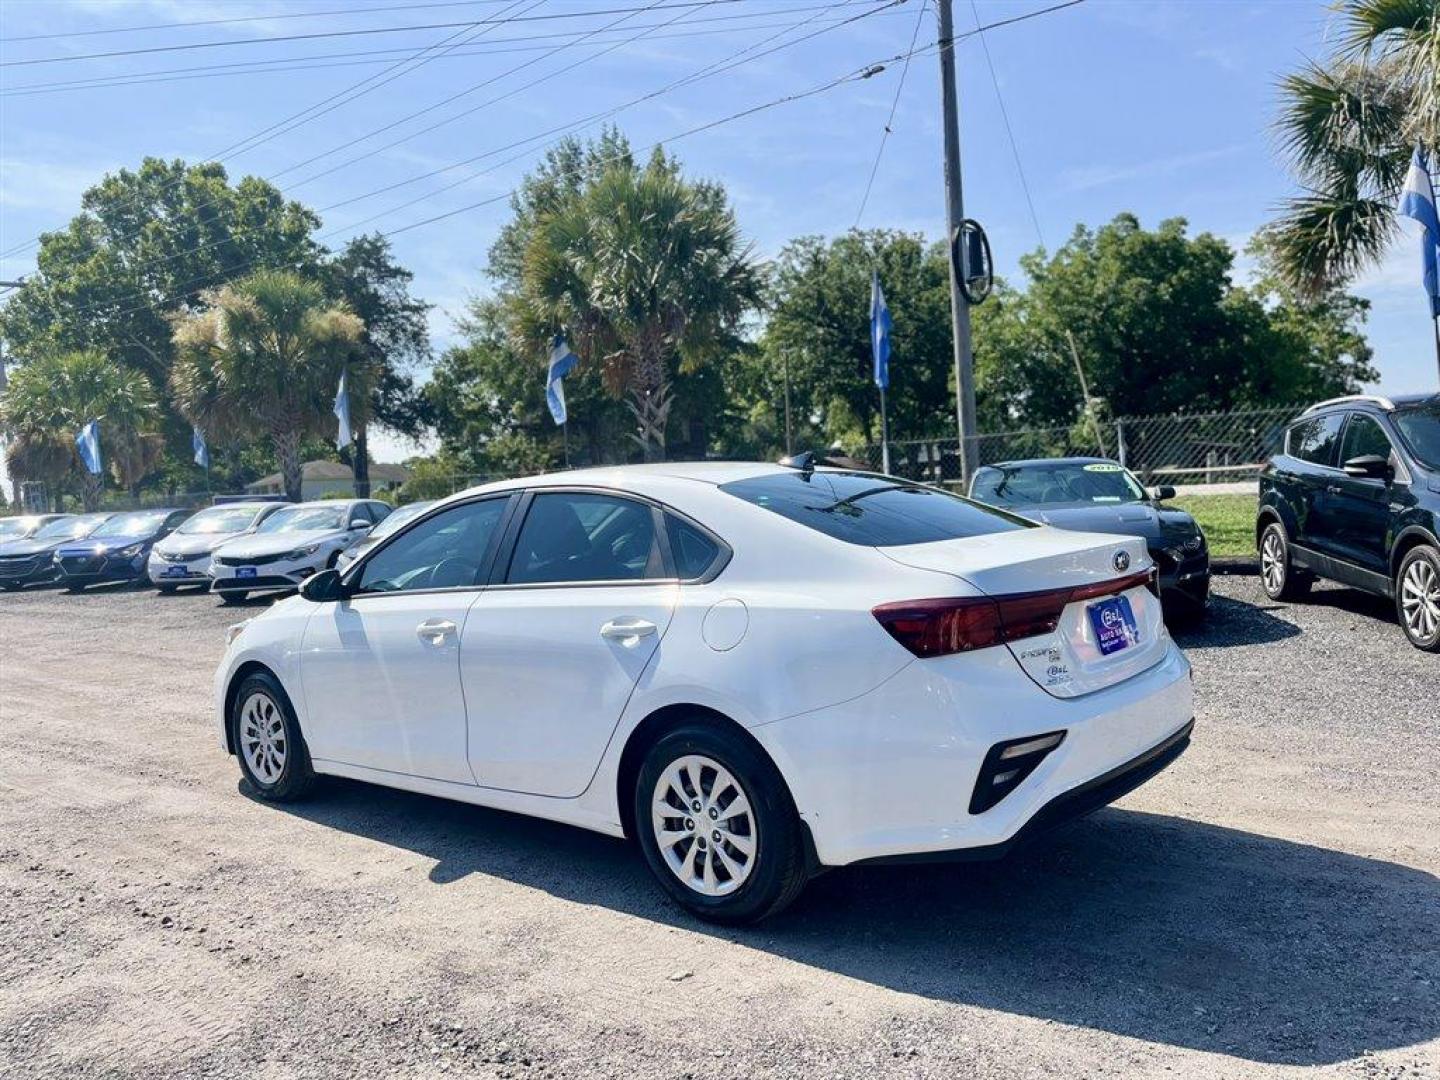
{"left": 505, "top": 137, "right": 761, "bottom": 461}
{"left": 0, "top": 350, "right": 161, "bottom": 510}
{"left": 1268, "top": 0, "right": 1439, "bottom": 290}
{"left": 751, "top": 230, "right": 955, "bottom": 455}
{"left": 0, "top": 158, "right": 323, "bottom": 479}
{"left": 171, "top": 271, "right": 364, "bottom": 502}
{"left": 323, "top": 234, "right": 433, "bottom": 495}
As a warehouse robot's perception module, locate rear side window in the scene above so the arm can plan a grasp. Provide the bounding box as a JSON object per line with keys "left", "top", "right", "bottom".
{"left": 1287, "top": 414, "right": 1345, "bottom": 466}
{"left": 719, "top": 471, "right": 1033, "bottom": 547}
{"left": 667, "top": 515, "right": 724, "bottom": 579}
{"left": 507, "top": 492, "right": 663, "bottom": 584}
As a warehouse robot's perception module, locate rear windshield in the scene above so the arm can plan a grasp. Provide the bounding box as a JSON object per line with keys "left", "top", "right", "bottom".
{"left": 720, "top": 471, "right": 1033, "bottom": 546}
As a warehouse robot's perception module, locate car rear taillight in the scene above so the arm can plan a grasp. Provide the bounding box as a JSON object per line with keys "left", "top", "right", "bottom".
{"left": 872, "top": 569, "right": 1154, "bottom": 658}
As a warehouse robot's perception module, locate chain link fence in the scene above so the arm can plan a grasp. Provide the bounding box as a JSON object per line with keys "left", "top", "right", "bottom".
{"left": 863, "top": 405, "right": 1300, "bottom": 489}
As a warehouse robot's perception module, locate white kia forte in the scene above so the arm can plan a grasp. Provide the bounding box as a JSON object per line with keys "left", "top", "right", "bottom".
{"left": 208, "top": 499, "right": 390, "bottom": 604}
{"left": 215, "top": 462, "right": 1194, "bottom": 923}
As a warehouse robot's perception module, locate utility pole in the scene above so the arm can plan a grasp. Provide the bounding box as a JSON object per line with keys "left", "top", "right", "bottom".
{"left": 936, "top": 0, "right": 978, "bottom": 488}
{"left": 782, "top": 351, "right": 794, "bottom": 456}
{"left": 0, "top": 279, "right": 23, "bottom": 507}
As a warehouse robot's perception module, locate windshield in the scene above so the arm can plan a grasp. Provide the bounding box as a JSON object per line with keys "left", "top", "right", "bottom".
{"left": 35, "top": 515, "right": 107, "bottom": 540}
{"left": 720, "top": 471, "right": 1031, "bottom": 546}
{"left": 972, "top": 462, "right": 1148, "bottom": 507}
{"left": 257, "top": 506, "right": 345, "bottom": 533}
{"left": 178, "top": 506, "right": 263, "bottom": 535}
{"left": 93, "top": 511, "right": 169, "bottom": 538}
{"left": 0, "top": 517, "right": 42, "bottom": 539}
{"left": 1393, "top": 405, "right": 1440, "bottom": 470}
{"left": 368, "top": 501, "right": 431, "bottom": 540}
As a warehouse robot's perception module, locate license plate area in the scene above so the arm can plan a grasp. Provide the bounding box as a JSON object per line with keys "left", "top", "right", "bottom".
{"left": 1087, "top": 595, "right": 1139, "bottom": 656}
{"left": 236, "top": 566, "right": 258, "bottom": 579}
{"left": 166, "top": 565, "right": 189, "bottom": 577}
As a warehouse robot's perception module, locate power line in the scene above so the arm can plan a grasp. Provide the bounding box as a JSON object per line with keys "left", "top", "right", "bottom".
{"left": 3, "top": 3, "right": 891, "bottom": 97}
{"left": 968, "top": 0, "right": 1046, "bottom": 248}
{"left": 3, "top": 1, "right": 520, "bottom": 42}
{"left": 0, "top": 0, "right": 758, "bottom": 67}
{"left": 853, "top": 0, "right": 928, "bottom": 228}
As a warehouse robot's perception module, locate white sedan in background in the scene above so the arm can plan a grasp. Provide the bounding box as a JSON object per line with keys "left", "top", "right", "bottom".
{"left": 209, "top": 499, "right": 389, "bottom": 604}
{"left": 215, "top": 462, "right": 1194, "bottom": 923}
{"left": 148, "top": 501, "right": 287, "bottom": 591}
{"left": 335, "top": 499, "right": 435, "bottom": 573}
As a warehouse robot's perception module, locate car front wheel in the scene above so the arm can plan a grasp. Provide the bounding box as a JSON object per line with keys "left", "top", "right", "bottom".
{"left": 635, "top": 723, "right": 808, "bottom": 925}
{"left": 1259, "top": 521, "right": 1311, "bottom": 601}
{"left": 230, "top": 671, "right": 317, "bottom": 801}
{"left": 1396, "top": 546, "right": 1440, "bottom": 652}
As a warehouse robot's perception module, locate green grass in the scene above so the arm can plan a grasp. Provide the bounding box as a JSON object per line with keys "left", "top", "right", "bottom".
{"left": 1169, "top": 494, "right": 1258, "bottom": 559}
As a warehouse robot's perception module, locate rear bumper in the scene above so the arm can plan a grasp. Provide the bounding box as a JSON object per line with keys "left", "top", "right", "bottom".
{"left": 752, "top": 640, "right": 1195, "bottom": 867}
{"left": 852, "top": 718, "right": 1193, "bottom": 865}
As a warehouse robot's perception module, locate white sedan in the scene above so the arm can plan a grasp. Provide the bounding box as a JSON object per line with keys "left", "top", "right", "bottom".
{"left": 209, "top": 499, "right": 390, "bottom": 604}
{"left": 215, "top": 463, "right": 1194, "bottom": 923}
{"left": 148, "top": 501, "right": 286, "bottom": 590}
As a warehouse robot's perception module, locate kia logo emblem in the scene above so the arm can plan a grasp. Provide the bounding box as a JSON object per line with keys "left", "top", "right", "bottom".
{"left": 1113, "top": 550, "right": 1131, "bottom": 572}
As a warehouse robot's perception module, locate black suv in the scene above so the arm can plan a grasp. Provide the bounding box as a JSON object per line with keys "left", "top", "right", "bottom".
{"left": 1257, "top": 393, "right": 1440, "bottom": 650}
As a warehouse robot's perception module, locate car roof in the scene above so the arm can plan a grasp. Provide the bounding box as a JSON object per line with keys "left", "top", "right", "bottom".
{"left": 447, "top": 461, "right": 815, "bottom": 501}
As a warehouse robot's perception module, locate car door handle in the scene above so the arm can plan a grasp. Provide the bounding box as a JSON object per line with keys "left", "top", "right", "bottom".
{"left": 600, "top": 618, "right": 658, "bottom": 646}
{"left": 1325, "top": 484, "right": 1343, "bottom": 494}
{"left": 416, "top": 618, "right": 458, "bottom": 644}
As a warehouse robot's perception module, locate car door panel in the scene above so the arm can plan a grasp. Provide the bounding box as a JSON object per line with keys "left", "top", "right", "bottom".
{"left": 461, "top": 583, "right": 678, "bottom": 797}
{"left": 1326, "top": 414, "right": 1403, "bottom": 576}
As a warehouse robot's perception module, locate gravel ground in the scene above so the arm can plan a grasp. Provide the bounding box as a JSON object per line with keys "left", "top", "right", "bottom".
{"left": 0, "top": 576, "right": 1436, "bottom": 1080}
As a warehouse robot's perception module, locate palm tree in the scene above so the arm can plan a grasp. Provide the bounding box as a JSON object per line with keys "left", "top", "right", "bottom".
{"left": 512, "top": 149, "right": 761, "bottom": 462}
{"left": 0, "top": 350, "right": 161, "bottom": 510}
{"left": 171, "top": 270, "right": 365, "bottom": 502}
{"left": 1269, "top": 0, "right": 1440, "bottom": 291}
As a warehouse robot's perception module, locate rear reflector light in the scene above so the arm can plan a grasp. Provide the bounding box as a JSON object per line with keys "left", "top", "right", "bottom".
{"left": 971, "top": 730, "right": 1066, "bottom": 813}
{"left": 872, "top": 569, "right": 1154, "bottom": 658}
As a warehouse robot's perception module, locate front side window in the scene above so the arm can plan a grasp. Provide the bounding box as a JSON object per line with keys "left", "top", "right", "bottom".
{"left": 720, "top": 471, "right": 1032, "bottom": 547}
{"left": 1340, "top": 414, "right": 1395, "bottom": 465}
{"left": 355, "top": 498, "right": 508, "bottom": 593}
{"left": 507, "top": 492, "right": 661, "bottom": 584}
{"left": 1288, "top": 414, "right": 1345, "bottom": 467}
{"left": 1393, "top": 404, "right": 1440, "bottom": 470}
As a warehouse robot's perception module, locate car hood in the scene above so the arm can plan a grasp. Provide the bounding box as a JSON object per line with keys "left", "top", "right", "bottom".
{"left": 155, "top": 532, "right": 244, "bottom": 557}
{"left": 55, "top": 533, "right": 155, "bottom": 556}
{"left": 1012, "top": 503, "right": 1199, "bottom": 544}
{"left": 217, "top": 528, "right": 346, "bottom": 558}
{"left": 0, "top": 536, "right": 71, "bottom": 557}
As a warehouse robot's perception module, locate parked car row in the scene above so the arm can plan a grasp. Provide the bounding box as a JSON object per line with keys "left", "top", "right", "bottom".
{"left": 0, "top": 498, "right": 397, "bottom": 601}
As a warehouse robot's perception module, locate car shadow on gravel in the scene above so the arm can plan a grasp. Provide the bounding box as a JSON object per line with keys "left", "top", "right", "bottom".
{"left": 1170, "top": 593, "right": 1301, "bottom": 650}
{"left": 264, "top": 780, "right": 1438, "bottom": 1067}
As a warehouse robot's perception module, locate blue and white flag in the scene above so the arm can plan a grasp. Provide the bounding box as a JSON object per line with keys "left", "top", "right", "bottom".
{"left": 75, "top": 420, "right": 102, "bottom": 476}
{"left": 1399, "top": 145, "right": 1440, "bottom": 318}
{"left": 192, "top": 426, "right": 210, "bottom": 469}
{"left": 546, "top": 334, "right": 579, "bottom": 426}
{"left": 870, "top": 270, "right": 892, "bottom": 391}
{"left": 334, "top": 367, "right": 353, "bottom": 450}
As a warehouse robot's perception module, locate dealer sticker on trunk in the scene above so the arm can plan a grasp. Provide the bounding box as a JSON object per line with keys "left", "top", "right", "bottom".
{"left": 1088, "top": 594, "right": 1140, "bottom": 656}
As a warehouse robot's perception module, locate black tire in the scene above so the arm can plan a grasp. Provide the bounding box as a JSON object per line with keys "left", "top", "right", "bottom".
{"left": 1259, "top": 521, "right": 1312, "bottom": 601}
{"left": 634, "top": 722, "right": 808, "bottom": 925}
{"left": 0, "top": 582, "right": 18, "bottom": 591}
{"left": 229, "top": 670, "right": 317, "bottom": 801}
{"left": 1395, "top": 545, "right": 1440, "bottom": 652}
{"left": 63, "top": 584, "right": 85, "bottom": 594}
{"left": 219, "top": 590, "right": 247, "bottom": 605}
{"left": 156, "top": 584, "right": 178, "bottom": 594}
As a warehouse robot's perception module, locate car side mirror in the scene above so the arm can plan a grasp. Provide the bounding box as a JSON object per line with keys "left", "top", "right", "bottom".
{"left": 1343, "top": 454, "right": 1391, "bottom": 481}
{"left": 1152, "top": 485, "right": 1176, "bottom": 502}
{"left": 348, "top": 519, "right": 369, "bottom": 530}
{"left": 300, "top": 568, "right": 347, "bottom": 603}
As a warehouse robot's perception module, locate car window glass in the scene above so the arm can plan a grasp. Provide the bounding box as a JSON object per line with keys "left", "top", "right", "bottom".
{"left": 350, "top": 504, "right": 374, "bottom": 526}
{"left": 1340, "top": 415, "right": 1394, "bottom": 464}
{"left": 508, "top": 492, "right": 661, "bottom": 584}
{"left": 356, "top": 499, "right": 507, "bottom": 593}
{"left": 370, "top": 502, "right": 391, "bottom": 522}
{"left": 1288, "top": 415, "right": 1345, "bottom": 467}
{"left": 720, "top": 471, "right": 1032, "bottom": 547}
{"left": 667, "top": 515, "right": 722, "bottom": 579}
{"left": 1392, "top": 405, "right": 1440, "bottom": 470}
{"left": 969, "top": 462, "right": 1144, "bottom": 506}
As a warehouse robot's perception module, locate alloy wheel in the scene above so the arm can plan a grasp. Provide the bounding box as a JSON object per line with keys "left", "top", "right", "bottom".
{"left": 239, "top": 691, "right": 287, "bottom": 785}
{"left": 651, "top": 754, "right": 757, "bottom": 897}
{"left": 1261, "top": 528, "right": 1285, "bottom": 595}
{"left": 1400, "top": 558, "right": 1440, "bottom": 642}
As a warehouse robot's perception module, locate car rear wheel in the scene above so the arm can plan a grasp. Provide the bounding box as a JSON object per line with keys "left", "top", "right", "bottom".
{"left": 634, "top": 723, "right": 808, "bottom": 925}
{"left": 1260, "top": 522, "right": 1311, "bottom": 601}
{"left": 219, "top": 591, "right": 246, "bottom": 605}
{"left": 231, "top": 671, "right": 316, "bottom": 801}
{"left": 1396, "top": 546, "right": 1440, "bottom": 652}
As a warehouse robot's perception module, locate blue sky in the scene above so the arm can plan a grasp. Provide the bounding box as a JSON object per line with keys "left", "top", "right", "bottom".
{"left": 2, "top": 0, "right": 1436, "bottom": 463}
